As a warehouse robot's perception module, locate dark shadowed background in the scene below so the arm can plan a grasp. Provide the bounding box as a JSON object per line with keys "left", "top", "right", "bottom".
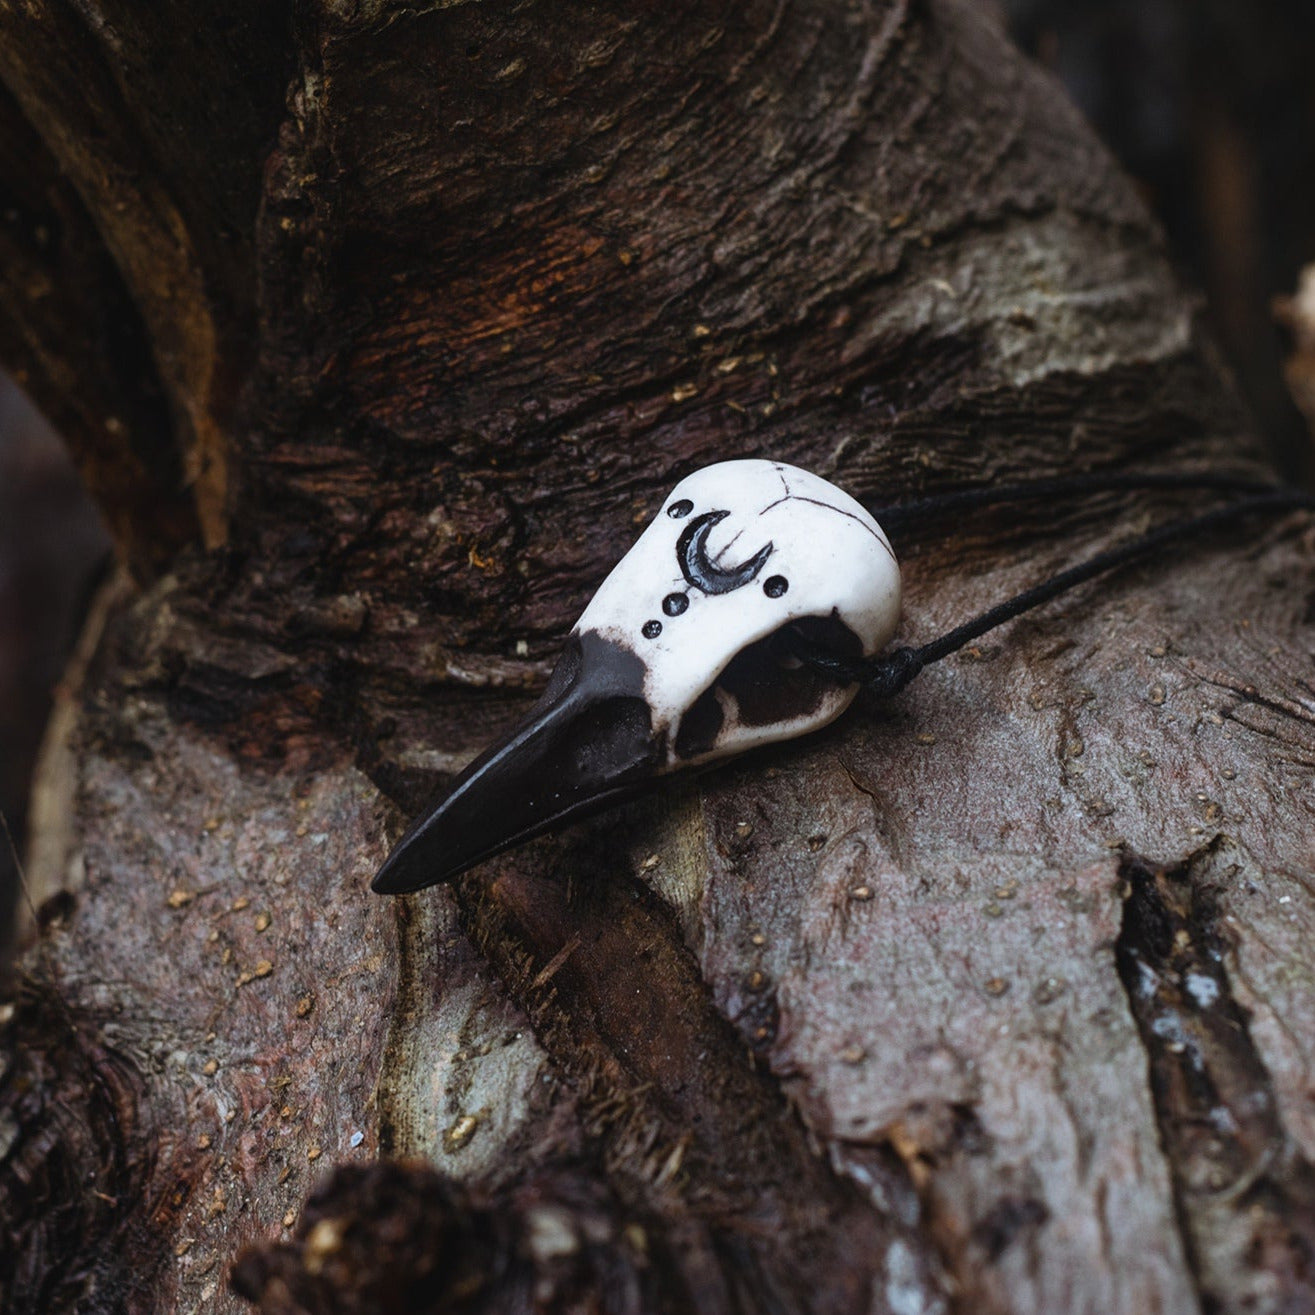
{"left": 1, "top": 0, "right": 1313, "bottom": 956}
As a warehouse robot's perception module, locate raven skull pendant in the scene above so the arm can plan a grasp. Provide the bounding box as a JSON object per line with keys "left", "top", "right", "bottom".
{"left": 372, "top": 459, "right": 901, "bottom": 893}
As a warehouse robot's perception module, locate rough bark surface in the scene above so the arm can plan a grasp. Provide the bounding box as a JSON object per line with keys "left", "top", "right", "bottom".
{"left": 3, "top": 2, "right": 1314, "bottom": 1313}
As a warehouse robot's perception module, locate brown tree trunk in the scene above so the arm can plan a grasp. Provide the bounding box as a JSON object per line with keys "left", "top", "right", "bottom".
{"left": 3, "top": 2, "right": 1314, "bottom": 1312}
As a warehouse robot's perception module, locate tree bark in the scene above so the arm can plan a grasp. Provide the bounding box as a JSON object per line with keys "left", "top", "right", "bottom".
{"left": 3, "top": 2, "right": 1314, "bottom": 1312}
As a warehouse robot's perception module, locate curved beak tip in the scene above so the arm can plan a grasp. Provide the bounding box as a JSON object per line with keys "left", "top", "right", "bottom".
{"left": 368, "top": 855, "right": 413, "bottom": 895}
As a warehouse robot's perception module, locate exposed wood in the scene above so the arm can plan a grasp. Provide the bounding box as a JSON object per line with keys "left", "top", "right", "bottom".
{"left": 3, "top": 2, "right": 1314, "bottom": 1313}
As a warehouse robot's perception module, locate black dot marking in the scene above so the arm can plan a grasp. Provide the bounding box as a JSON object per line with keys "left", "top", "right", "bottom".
{"left": 663, "top": 592, "right": 689, "bottom": 616}
{"left": 763, "top": 575, "right": 789, "bottom": 598}
{"left": 642, "top": 619, "right": 663, "bottom": 639}
{"left": 667, "top": 499, "right": 694, "bottom": 519}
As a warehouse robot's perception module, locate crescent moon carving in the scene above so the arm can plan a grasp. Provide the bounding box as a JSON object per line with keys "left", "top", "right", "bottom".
{"left": 676, "top": 510, "right": 774, "bottom": 595}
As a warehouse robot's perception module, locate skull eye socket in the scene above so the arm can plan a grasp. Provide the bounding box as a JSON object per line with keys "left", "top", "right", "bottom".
{"left": 667, "top": 499, "right": 694, "bottom": 519}
{"left": 672, "top": 616, "right": 863, "bottom": 761}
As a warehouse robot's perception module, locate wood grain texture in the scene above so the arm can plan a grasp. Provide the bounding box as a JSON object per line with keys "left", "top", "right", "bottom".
{"left": 3, "top": 1, "right": 1313, "bottom": 1312}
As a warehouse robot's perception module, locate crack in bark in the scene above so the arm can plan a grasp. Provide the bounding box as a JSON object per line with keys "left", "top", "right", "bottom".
{"left": 1115, "top": 842, "right": 1315, "bottom": 1312}
{"left": 439, "top": 823, "right": 952, "bottom": 1315}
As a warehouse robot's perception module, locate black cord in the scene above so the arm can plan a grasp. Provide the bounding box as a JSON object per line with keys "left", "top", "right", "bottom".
{"left": 791, "top": 487, "right": 1315, "bottom": 698}
{"left": 868, "top": 470, "right": 1281, "bottom": 537}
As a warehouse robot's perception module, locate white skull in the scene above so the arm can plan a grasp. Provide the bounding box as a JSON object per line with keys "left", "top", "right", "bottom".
{"left": 576, "top": 458, "right": 901, "bottom": 766}
{"left": 373, "top": 458, "right": 901, "bottom": 892}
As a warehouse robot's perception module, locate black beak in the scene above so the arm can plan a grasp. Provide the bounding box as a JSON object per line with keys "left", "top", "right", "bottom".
{"left": 371, "top": 632, "right": 663, "bottom": 893}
